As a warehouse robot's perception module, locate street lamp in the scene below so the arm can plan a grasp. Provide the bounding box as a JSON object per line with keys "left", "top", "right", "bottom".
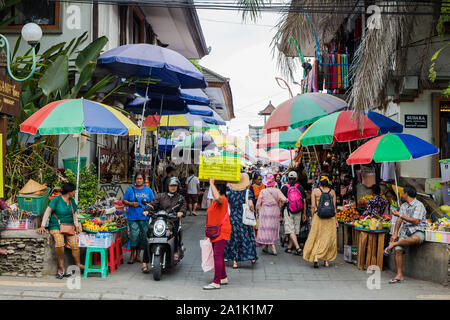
{"left": 0, "top": 22, "right": 42, "bottom": 82}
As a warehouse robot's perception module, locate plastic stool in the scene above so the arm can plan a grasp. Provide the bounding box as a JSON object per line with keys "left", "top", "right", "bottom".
{"left": 84, "top": 248, "right": 108, "bottom": 278}
{"left": 115, "top": 232, "right": 124, "bottom": 267}
{"left": 107, "top": 241, "right": 117, "bottom": 273}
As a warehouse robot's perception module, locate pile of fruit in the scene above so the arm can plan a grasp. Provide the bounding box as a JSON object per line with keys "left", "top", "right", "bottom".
{"left": 337, "top": 208, "right": 360, "bottom": 222}
{"left": 352, "top": 217, "right": 390, "bottom": 230}
{"left": 357, "top": 194, "right": 374, "bottom": 208}
{"left": 83, "top": 218, "right": 118, "bottom": 232}
{"left": 427, "top": 216, "right": 450, "bottom": 232}
{"left": 440, "top": 205, "right": 450, "bottom": 216}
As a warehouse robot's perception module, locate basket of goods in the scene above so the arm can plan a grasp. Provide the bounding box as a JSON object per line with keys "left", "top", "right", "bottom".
{"left": 17, "top": 180, "right": 50, "bottom": 216}
{"left": 353, "top": 217, "right": 390, "bottom": 232}
{"left": 336, "top": 208, "right": 359, "bottom": 222}
{"left": 426, "top": 216, "right": 450, "bottom": 243}
{"left": 357, "top": 194, "right": 374, "bottom": 209}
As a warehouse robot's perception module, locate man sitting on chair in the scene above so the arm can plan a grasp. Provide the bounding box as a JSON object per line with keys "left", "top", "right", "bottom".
{"left": 384, "top": 186, "right": 427, "bottom": 284}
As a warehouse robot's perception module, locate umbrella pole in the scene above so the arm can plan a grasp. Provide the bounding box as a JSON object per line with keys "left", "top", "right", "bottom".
{"left": 75, "top": 135, "right": 81, "bottom": 204}
{"left": 151, "top": 95, "right": 164, "bottom": 191}
{"left": 313, "top": 145, "right": 321, "bottom": 173}
{"left": 394, "top": 163, "right": 400, "bottom": 205}
{"left": 289, "top": 146, "right": 293, "bottom": 168}
{"left": 348, "top": 141, "right": 355, "bottom": 178}
{"left": 137, "top": 67, "right": 152, "bottom": 153}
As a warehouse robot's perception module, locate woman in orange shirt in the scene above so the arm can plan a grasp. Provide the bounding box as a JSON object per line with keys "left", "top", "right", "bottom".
{"left": 203, "top": 177, "right": 231, "bottom": 290}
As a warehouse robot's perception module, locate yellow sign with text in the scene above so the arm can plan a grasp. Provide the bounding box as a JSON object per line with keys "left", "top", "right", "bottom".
{"left": 198, "top": 155, "right": 241, "bottom": 182}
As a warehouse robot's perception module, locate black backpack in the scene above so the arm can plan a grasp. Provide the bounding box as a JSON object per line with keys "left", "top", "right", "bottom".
{"left": 317, "top": 188, "right": 335, "bottom": 219}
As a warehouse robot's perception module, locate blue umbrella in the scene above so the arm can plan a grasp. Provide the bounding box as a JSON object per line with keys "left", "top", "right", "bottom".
{"left": 158, "top": 137, "right": 181, "bottom": 153}
{"left": 365, "top": 111, "right": 403, "bottom": 134}
{"left": 97, "top": 44, "right": 207, "bottom": 89}
{"left": 187, "top": 105, "right": 226, "bottom": 125}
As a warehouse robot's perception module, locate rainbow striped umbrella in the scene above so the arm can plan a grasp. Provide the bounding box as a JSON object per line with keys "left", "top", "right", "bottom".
{"left": 20, "top": 99, "right": 140, "bottom": 204}
{"left": 20, "top": 98, "right": 141, "bottom": 136}
{"left": 264, "top": 93, "right": 347, "bottom": 133}
{"left": 347, "top": 133, "right": 439, "bottom": 165}
{"left": 259, "top": 127, "right": 306, "bottom": 149}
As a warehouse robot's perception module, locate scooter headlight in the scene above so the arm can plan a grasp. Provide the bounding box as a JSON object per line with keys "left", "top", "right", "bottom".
{"left": 153, "top": 220, "right": 166, "bottom": 237}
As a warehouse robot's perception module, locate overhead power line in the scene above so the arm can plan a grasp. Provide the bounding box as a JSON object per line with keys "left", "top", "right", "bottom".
{"left": 52, "top": 0, "right": 450, "bottom": 16}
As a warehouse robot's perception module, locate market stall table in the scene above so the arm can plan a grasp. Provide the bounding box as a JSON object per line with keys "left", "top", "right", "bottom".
{"left": 355, "top": 228, "right": 389, "bottom": 271}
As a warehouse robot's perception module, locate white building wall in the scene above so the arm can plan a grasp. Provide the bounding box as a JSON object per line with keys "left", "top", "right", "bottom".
{"left": 98, "top": 4, "right": 120, "bottom": 51}
{"left": 382, "top": 90, "right": 442, "bottom": 179}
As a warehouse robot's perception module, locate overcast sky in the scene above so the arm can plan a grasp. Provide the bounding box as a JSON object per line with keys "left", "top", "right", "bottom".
{"left": 197, "top": 9, "right": 302, "bottom": 138}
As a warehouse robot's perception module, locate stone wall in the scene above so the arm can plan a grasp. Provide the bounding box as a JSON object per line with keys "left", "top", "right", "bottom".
{"left": 386, "top": 242, "right": 450, "bottom": 286}
{"left": 0, "top": 230, "right": 51, "bottom": 277}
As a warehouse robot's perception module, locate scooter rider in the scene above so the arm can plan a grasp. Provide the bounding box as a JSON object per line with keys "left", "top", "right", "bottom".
{"left": 141, "top": 176, "right": 187, "bottom": 273}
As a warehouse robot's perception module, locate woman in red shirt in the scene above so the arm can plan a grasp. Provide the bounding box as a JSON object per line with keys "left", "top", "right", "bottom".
{"left": 203, "top": 177, "right": 231, "bottom": 290}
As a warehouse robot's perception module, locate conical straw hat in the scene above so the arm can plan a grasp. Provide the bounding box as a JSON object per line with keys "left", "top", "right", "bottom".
{"left": 19, "top": 179, "right": 47, "bottom": 196}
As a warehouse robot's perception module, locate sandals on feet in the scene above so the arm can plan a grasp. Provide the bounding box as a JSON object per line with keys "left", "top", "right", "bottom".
{"left": 313, "top": 261, "right": 319, "bottom": 269}
{"left": 389, "top": 278, "right": 404, "bottom": 284}
{"left": 294, "top": 248, "right": 302, "bottom": 256}
{"left": 56, "top": 272, "right": 65, "bottom": 279}
{"left": 141, "top": 266, "right": 150, "bottom": 274}
{"left": 232, "top": 262, "right": 238, "bottom": 269}
{"left": 285, "top": 248, "right": 293, "bottom": 254}
{"left": 203, "top": 283, "right": 220, "bottom": 290}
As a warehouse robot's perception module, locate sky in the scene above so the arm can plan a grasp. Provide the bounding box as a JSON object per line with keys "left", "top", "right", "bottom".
{"left": 196, "top": 9, "right": 302, "bottom": 138}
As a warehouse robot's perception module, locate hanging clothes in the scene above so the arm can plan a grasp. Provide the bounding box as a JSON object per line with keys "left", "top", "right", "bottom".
{"left": 337, "top": 54, "right": 342, "bottom": 89}
{"left": 313, "top": 59, "right": 319, "bottom": 92}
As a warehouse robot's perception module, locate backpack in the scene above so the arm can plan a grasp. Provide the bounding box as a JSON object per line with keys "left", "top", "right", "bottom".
{"left": 287, "top": 184, "right": 303, "bottom": 213}
{"left": 317, "top": 188, "right": 335, "bottom": 219}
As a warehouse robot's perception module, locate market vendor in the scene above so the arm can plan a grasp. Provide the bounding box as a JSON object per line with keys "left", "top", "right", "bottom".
{"left": 362, "top": 184, "right": 387, "bottom": 218}
{"left": 384, "top": 186, "right": 428, "bottom": 284}
{"left": 37, "top": 183, "right": 84, "bottom": 279}
{"left": 123, "top": 172, "right": 155, "bottom": 265}
{"left": 141, "top": 177, "right": 187, "bottom": 273}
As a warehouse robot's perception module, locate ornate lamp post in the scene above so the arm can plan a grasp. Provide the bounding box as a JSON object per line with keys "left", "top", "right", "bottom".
{"left": 0, "top": 22, "right": 42, "bottom": 198}
{"left": 0, "top": 22, "right": 42, "bottom": 81}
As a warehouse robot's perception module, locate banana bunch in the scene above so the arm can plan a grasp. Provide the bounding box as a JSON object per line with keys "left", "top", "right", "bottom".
{"left": 83, "top": 220, "right": 100, "bottom": 232}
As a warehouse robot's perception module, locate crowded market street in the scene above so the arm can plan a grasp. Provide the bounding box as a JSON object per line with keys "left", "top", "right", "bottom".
{"left": 0, "top": 212, "right": 448, "bottom": 300}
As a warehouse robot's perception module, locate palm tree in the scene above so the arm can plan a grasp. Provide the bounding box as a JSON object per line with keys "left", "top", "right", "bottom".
{"left": 236, "top": 0, "right": 273, "bottom": 22}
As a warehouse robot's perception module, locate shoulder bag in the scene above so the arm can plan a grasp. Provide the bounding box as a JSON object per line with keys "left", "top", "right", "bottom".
{"left": 242, "top": 188, "right": 256, "bottom": 226}
{"left": 54, "top": 200, "right": 76, "bottom": 235}
{"left": 205, "top": 202, "right": 228, "bottom": 240}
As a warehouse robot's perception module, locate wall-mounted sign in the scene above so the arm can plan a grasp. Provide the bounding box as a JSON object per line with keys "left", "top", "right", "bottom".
{"left": 404, "top": 114, "right": 427, "bottom": 128}
{"left": 440, "top": 100, "right": 450, "bottom": 112}
{"left": 0, "top": 72, "right": 21, "bottom": 117}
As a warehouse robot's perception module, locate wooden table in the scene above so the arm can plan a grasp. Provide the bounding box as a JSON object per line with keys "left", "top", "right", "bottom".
{"left": 337, "top": 222, "right": 356, "bottom": 253}
{"left": 355, "top": 228, "right": 389, "bottom": 271}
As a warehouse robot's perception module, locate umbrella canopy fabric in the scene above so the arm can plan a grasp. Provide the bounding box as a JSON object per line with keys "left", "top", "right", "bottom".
{"left": 259, "top": 127, "right": 306, "bottom": 149}
{"left": 268, "top": 149, "right": 297, "bottom": 163}
{"left": 142, "top": 114, "right": 214, "bottom": 131}
{"left": 299, "top": 111, "right": 380, "bottom": 146}
{"left": 97, "top": 44, "right": 207, "bottom": 88}
{"left": 177, "top": 132, "right": 216, "bottom": 150}
{"left": 20, "top": 99, "right": 141, "bottom": 136}
{"left": 255, "top": 148, "right": 269, "bottom": 160}
{"left": 347, "top": 133, "right": 439, "bottom": 165}
{"left": 264, "top": 93, "right": 348, "bottom": 133}
{"left": 205, "top": 129, "right": 233, "bottom": 147}
{"left": 131, "top": 88, "right": 210, "bottom": 107}
{"left": 188, "top": 105, "right": 226, "bottom": 125}
{"left": 158, "top": 137, "right": 182, "bottom": 153}
{"left": 365, "top": 111, "right": 403, "bottom": 134}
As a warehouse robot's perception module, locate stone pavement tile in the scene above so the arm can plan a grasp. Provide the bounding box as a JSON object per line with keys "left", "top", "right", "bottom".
{"left": 0, "top": 296, "right": 20, "bottom": 300}
{"left": 61, "top": 292, "right": 101, "bottom": 300}
{"left": 0, "top": 289, "right": 23, "bottom": 296}
{"left": 102, "top": 293, "right": 141, "bottom": 300}
{"left": 22, "top": 290, "right": 62, "bottom": 299}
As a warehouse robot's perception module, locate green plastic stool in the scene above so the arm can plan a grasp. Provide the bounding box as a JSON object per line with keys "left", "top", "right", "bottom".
{"left": 84, "top": 247, "right": 108, "bottom": 278}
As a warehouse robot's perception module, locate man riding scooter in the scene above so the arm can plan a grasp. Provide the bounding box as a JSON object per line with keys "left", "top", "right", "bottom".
{"left": 141, "top": 176, "right": 187, "bottom": 273}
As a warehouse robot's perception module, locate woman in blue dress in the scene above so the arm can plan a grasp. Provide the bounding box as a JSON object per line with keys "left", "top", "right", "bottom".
{"left": 123, "top": 172, "right": 155, "bottom": 265}
{"left": 224, "top": 173, "right": 258, "bottom": 269}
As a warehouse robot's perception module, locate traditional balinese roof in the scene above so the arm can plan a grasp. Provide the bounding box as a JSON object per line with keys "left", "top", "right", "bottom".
{"left": 258, "top": 101, "right": 275, "bottom": 116}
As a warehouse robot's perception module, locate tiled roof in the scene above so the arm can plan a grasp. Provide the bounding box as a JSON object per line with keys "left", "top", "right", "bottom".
{"left": 201, "top": 66, "right": 229, "bottom": 83}
{"left": 258, "top": 101, "right": 275, "bottom": 115}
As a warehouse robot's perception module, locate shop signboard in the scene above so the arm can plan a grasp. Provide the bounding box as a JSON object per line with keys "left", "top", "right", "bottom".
{"left": 0, "top": 72, "right": 21, "bottom": 117}
{"left": 198, "top": 154, "right": 241, "bottom": 182}
{"left": 404, "top": 114, "right": 427, "bottom": 128}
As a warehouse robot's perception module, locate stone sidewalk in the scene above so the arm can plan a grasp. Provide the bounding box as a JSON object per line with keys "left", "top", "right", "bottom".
{"left": 0, "top": 211, "right": 449, "bottom": 300}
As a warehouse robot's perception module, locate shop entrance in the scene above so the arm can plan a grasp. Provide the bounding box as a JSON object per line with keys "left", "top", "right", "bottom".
{"left": 436, "top": 98, "right": 450, "bottom": 176}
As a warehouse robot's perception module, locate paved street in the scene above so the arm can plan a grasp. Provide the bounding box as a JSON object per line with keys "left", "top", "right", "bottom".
{"left": 0, "top": 210, "right": 449, "bottom": 300}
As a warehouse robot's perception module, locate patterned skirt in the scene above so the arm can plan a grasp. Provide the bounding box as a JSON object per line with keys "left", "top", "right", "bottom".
{"left": 256, "top": 203, "right": 281, "bottom": 246}
{"left": 128, "top": 220, "right": 148, "bottom": 250}
{"left": 303, "top": 214, "right": 337, "bottom": 262}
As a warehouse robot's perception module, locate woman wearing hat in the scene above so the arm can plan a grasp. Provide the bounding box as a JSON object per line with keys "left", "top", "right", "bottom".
{"left": 256, "top": 174, "right": 287, "bottom": 255}
{"left": 223, "top": 173, "right": 258, "bottom": 269}
{"left": 303, "top": 175, "right": 337, "bottom": 268}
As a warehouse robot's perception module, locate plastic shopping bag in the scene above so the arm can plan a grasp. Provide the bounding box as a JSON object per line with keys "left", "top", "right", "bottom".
{"left": 200, "top": 237, "right": 214, "bottom": 272}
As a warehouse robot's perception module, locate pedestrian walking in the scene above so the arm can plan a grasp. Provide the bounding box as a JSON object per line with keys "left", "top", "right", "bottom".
{"left": 249, "top": 172, "right": 265, "bottom": 237}
{"left": 256, "top": 174, "right": 287, "bottom": 255}
{"left": 203, "top": 178, "right": 231, "bottom": 290}
{"left": 123, "top": 172, "right": 155, "bottom": 265}
{"left": 224, "top": 173, "right": 258, "bottom": 269}
{"left": 275, "top": 174, "right": 283, "bottom": 189}
{"left": 303, "top": 175, "right": 337, "bottom": 268}
{"left": 186, "top": 169, "right": 200, "bottom": 216}
{"left": 281, "top": 171, "right": 307, "bottom": 256}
